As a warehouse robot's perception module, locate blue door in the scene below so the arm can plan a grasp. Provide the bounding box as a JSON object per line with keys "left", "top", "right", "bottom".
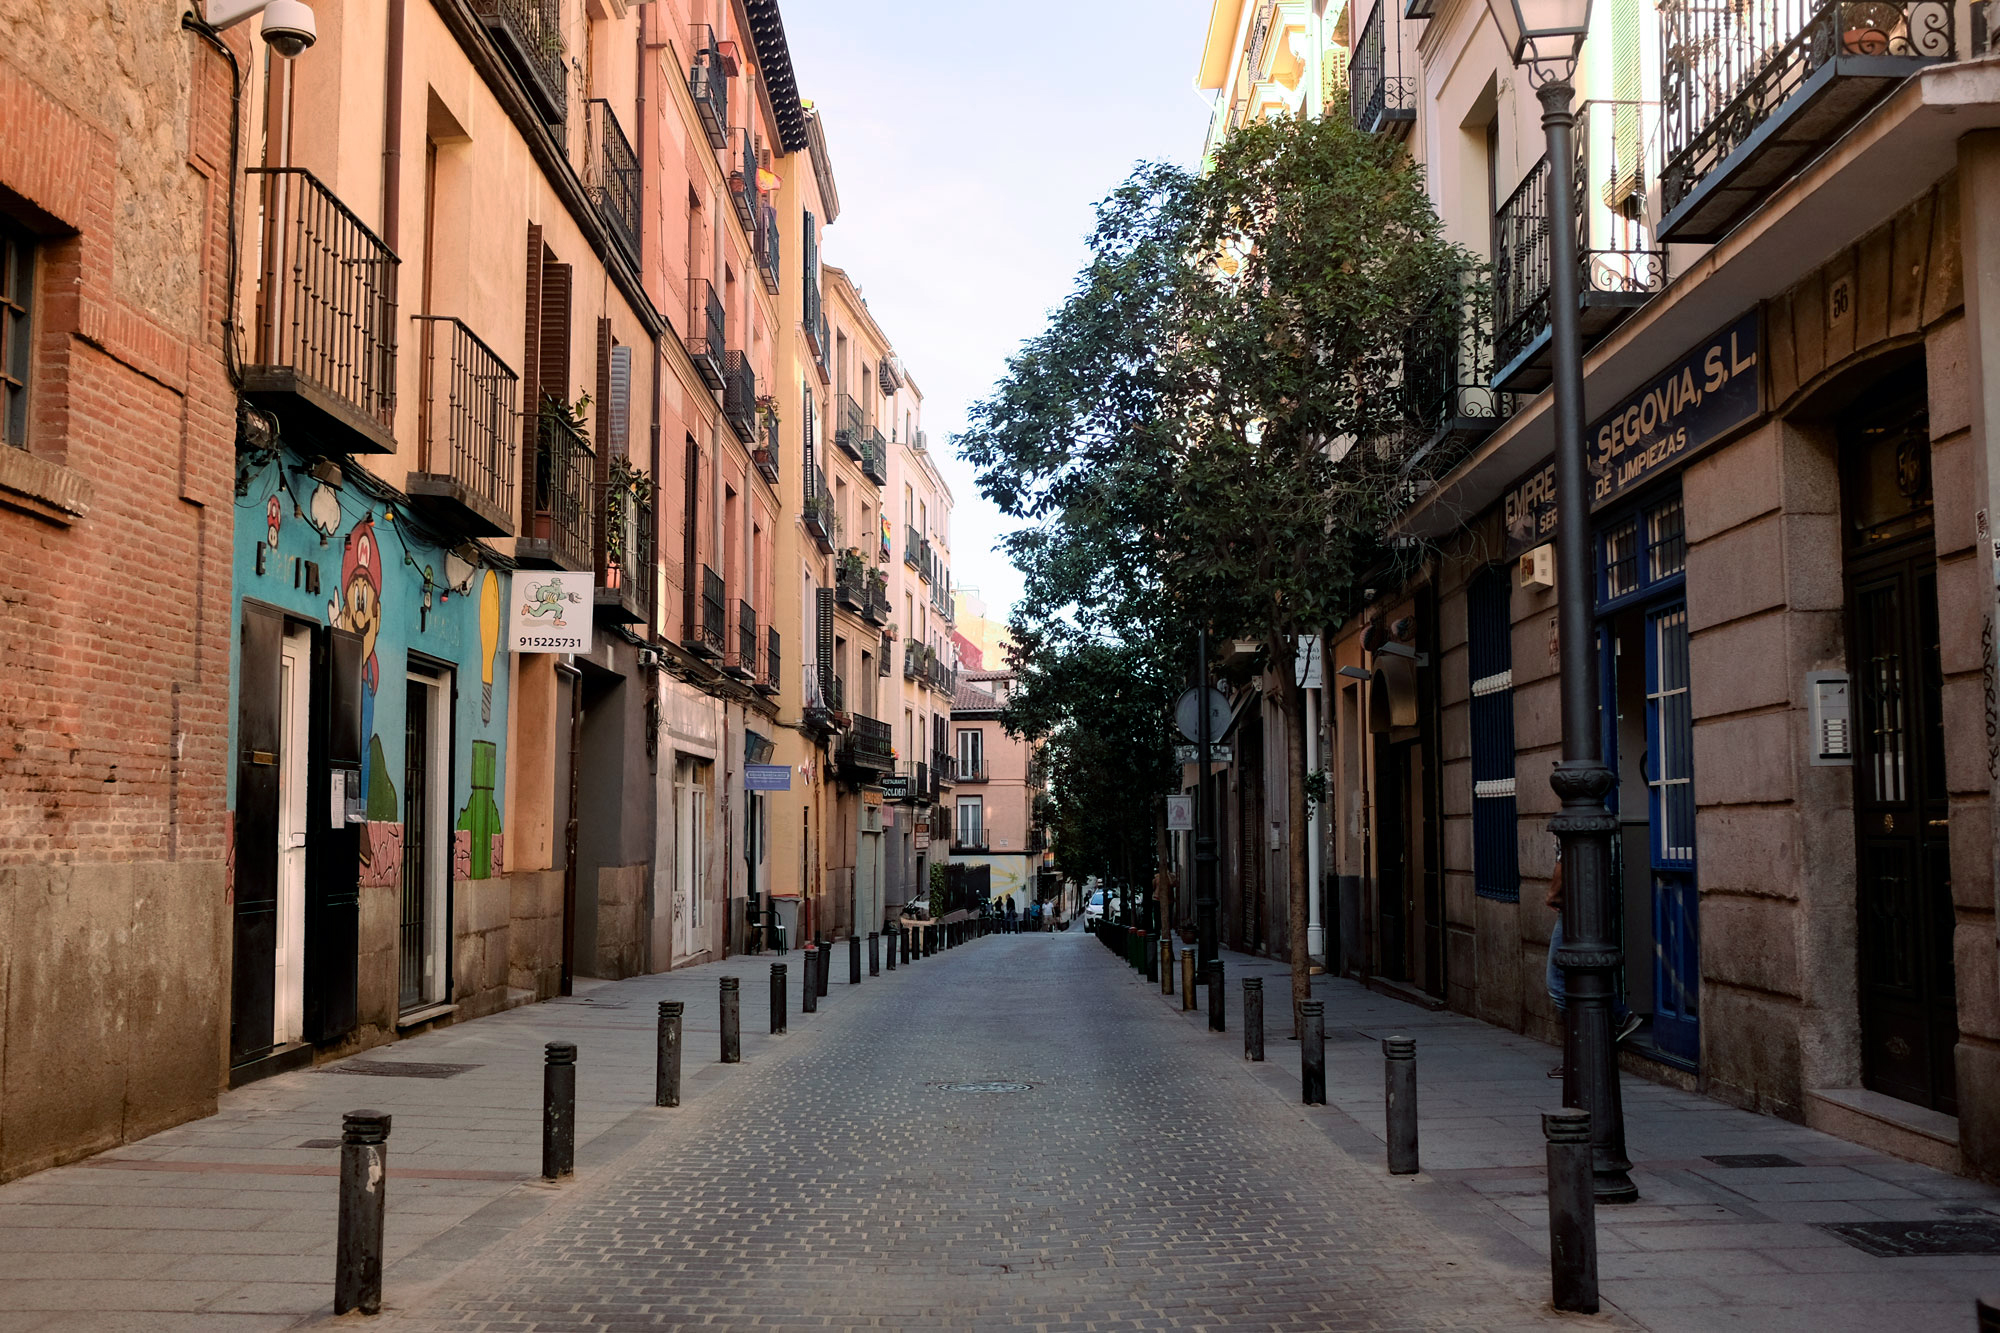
{"left": 1645, "top": 602, "right": 1699, "bottom": 1062}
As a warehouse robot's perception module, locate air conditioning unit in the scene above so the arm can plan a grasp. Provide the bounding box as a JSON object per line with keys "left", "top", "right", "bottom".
{"left": 1518, "top": 544, "right": 1556, "bottom": 591}
{"left": 638, "top": 647, "right": 663, "bottom": 671}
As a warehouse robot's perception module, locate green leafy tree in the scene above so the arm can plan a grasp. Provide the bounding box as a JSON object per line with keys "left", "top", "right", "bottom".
{"left": 961, "top": 113, "right": 1473, "bottom": 1024}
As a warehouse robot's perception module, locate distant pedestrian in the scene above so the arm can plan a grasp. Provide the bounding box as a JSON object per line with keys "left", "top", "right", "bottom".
{"left": 1546, "top": 845, "right": 1641, "bottom": 1077}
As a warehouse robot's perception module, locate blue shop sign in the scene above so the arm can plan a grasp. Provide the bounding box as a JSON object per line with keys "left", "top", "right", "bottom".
{"left": 745, "top": 763, "right": 792, "bottom": 791}
{"left": 1588, "top": 310, "right": 1761, "bottom": 509}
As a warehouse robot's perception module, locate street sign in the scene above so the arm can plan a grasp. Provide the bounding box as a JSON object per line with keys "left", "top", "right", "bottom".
{"left": 1174, "top": 744, "right": 1232, "bottom": 765}
{"left": 744, "top": 763, "right": 791, "bottom": 791}
{"left": 1166, "top": 795, "right": 1194, "bottom": 831}
{"left": 1174, "top": 687, "right": 1231, "bottom": 743}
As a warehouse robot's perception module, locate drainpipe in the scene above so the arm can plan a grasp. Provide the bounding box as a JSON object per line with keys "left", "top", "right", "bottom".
{"left": 381, "top": 0, "right": 404, "bottom": 251}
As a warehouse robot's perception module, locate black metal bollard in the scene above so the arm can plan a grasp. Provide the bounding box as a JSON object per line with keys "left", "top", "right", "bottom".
{"left": 1207, "top": 960, "right": 1226, "bottom": 1032}
{"left": 1977, "top": 1295, "right": 2000, "bottom": 1333}
{"left": 770, "top": 963, "right": 788, "bottom": 1034}
{"left": 1161, "top": 936, "right": 1175, "bottom": 995}
{"left": 542, "top": 1042, "right": 576, "bottom": 1180}
{"left": 1245, "top": 978, "right": 1265, "bottom": 1062}
{"left": 869, "top": 931, "right": 880, "bottom": 976}
{"left": 1301, "top": 999, "right": 1326, "bottom": 1103}
{"left": 802, "top": 948, "right": 818, "bottom": 1013}
{"left": 1545, "top": 1109, "right": 1598, "bottom": 1313}
{"left": 1146, "top": 932, "right": 1159, "bottom": 983}
{"left": 817, "top": 939, "right": 831, "bottom": 997}
{"left": 850, "top": 933, "right": 862, "bottom": 984}
{"left": 334, "top": 1109, "right": 390, "bottom": 1315}
{"left": 885, "top": 928, "right": 896, "bottom": 970}
{"left": 656, "top": 1001, "right": 683, "bottom": 1107}
{"left": 1384, "top": 1036, "right": 1418, "bottom": 1175}
{"left": 1181, "top": 948, "right": 1196, "bottom": 1011}
{"left": 719, "top": 978, "right": 741, "bottom": 1064}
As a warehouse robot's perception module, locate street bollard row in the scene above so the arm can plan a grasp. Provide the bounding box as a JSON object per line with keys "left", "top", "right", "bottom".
{"left": 656, "top": 1002, "right": 683, "bottom": 1108}
{"left": 1244, "top": 978, "right": 1265, "bottom": 1063}
{"left": 335, "top": 1109, "right": 389, "bottom": 1315}
{"left": 1546, "top": 1108, "right": 1597, "bottom": 1313}
{"left": 1207, "top": 960, "right": 1226, "bottom": 1033}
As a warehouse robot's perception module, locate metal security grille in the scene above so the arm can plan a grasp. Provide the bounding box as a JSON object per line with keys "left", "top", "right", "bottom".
{"left": 1467, "top": 568, "right": 1519, "bottom": 902}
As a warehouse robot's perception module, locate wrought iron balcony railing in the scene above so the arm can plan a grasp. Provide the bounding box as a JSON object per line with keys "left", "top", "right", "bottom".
{"left": 586, "top": 100, "right": 640, "bottom": 268}
{"left": 863, "top": 570, "right": 889, "bottom": 625}
{"left": 524, "top": 405, "right": 595, "bottom": 571}
{"left": 728, "top": 126, "right": 759, "bottom": 232}
{"left": 836, "top": 557, "right": 868, "bottom": 613}
{"left": 753, "top": 414, "right": 779, "bottom": 484}
{"left": 957, "top": 757, "right": 988, "bottom": 783}
{"left": 727, "top": 599, "right": 757, "bottom": 679}
{"left": 1493, "top": 103, "right": 1666, "bottom": 392}
{"left": 860, "top": 428, "right": 887, "bottom": 485}
{"left": 803, "top": 271, "right": 824, "bottom": 359}
{"left": 759, "top": 626, "right": 780, "bottom": 695}
{"left": 834, "top": 393, "right": 865, "bottom": 460}
{"left": 1397, "top": 276, "right": 1515, "bottom": 494}
{"left": 723, "top": 350, "right": 757, "bottom": 444}
{"left": 802, "top": 479, "right": 833, "bottom": 552}
{"left": 839, "top": 714, "right": 896, "bottom": 776}
{"left": 1349, "top": 0, "right": 1416, "bottom": 138}
{"left": 904, "top": 638, "right": 924, "bottom": 680}
{"left": 905, "top": 524, "right": 921, "bottom": 569}
{"left": 757, "top": 207, "right": 780, "bottom": 296}
{"left": 933, "top": 747, "right": 954, "bottom": 790}
{"left": 686, "top": 24, "right": 728, "bottom": 151}
{"left": 244, "top": 168, "right": 398, "bottom": 453}
{"left": 471, "top": 0, "right": 565, "bottom": 123}
{"left": 918, "top": 536, "right": 933, "bottom": 582}
{"left": 1659, "top": 0, "right": 1953, "bottom": 241}
{"left": 682, "top": 564, "right": 724, "bottom": 657}
{"left": 408, "top": 315, "right": 517, "bottom": 535}
{"left": 687, "top": 278, "right": 725, "bottom": 390}
{"left": 595, "top": 461, "right": 654, "bottom": 625}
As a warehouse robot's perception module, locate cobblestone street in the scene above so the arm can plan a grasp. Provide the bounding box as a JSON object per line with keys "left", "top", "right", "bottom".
{"left": 372, "top": 930, "right": 1563, "bottom": 1332}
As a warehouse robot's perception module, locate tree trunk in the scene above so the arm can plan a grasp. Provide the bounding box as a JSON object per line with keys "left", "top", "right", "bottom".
{"left": 1270, "top": 636, "right": 1311, "bottom": 1038}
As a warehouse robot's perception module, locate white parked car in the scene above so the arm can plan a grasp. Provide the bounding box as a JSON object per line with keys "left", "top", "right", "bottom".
{"left": 1083, "top": 891, "right": 1106, "bottom": 930}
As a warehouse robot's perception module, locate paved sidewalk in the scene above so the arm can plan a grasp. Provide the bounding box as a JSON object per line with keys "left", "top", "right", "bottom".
{"left": 0, "top": 943, "right": 837, "bottom": 1331}
{"left": 1169, "top": 944, "right": 2000, "bottom": 1333}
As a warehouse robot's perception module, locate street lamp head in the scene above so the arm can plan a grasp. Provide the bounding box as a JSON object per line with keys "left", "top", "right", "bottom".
{"left": 1484, "top": 0, "right": 1593, "bottom": 78}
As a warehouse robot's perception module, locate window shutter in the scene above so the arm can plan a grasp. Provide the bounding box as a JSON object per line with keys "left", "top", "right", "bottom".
{"left": 540, "top": 261, "right": 573, "bottom": 408}
{"left": 802, "top": 383, "right": 816, "bottom": 484}
{"left": 608, "top": 345, "right": 632, "bottom": 459}
{"left": 522, "top": 226, "right": 544, "bottom": 414}
{"left": 816, "top": 586, "right": 835, "bottom": 706}
{"left": 1468, "top": 567, "right": 1521, "bottom": 902}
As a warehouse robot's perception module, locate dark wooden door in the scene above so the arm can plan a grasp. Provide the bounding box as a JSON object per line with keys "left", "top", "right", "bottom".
{"left": 231, "top": 603, "right": 284, "bottom": 1065}
{"left": 1849, "top": 545, "right": 1955, "bottom": 1113}
{"left": 305, "top": 628, "right": 362, "bottom": 1045}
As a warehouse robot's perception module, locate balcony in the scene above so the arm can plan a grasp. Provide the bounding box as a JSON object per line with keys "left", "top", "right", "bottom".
{"left": 801, "top": 478, "right": 834, "bottom": 554}
{"left": 407, "top": 316, "right": 517, "bottom": 536}
{"left": 838, "top": 714, "right": 896, "bottom": 779}
{"left": 686, "top": 25, "right": 729, "bottom": 151}
{"left": 757, "top": 208, "right": 780, "bottom": 296}
{"left": 1349, "top": 0, "right": 1416, "bottom": 139}
{"left": 1398, "top": 276, "right": 1515, "bottom": 482}
{"left": 726, "top": 599, "right": 757, "bottom": 679}
{"left": 833, "top": 393, "right": 864, "bottom": 460}
{"left": 860, "top": 429, "right": 888, "bottom": 485}
{"left": 1659, "top": 0, "right": 1954, "bottom": 242}
{"left": 836, "top": 555, "right": 868, "bottom": 613}
{"left": 753, "top": 414, "right": 779, "bottom": 484}
{"left": 901, "top": 760, "right": 929, "bottom": 805}
{"left": 243, "top": 168, "right": 398, "bottom": 454}
{"left": 728, "top": 126, "right": 759, "bottom": 232}
{"left": 879, "top": 354, "right": 904, "bottom": 393}
{"left": 519, "top": 405, "right": 595, "bottom": 571}
{"left": 904, "top": 638, "right": 924, "bottom": 680}
{"left": 932, "top": 746, "right": 954, "bottom": 790}
{"left": 1493, "top": 103, "right": 1667, "bottom": 393}
{"left": 918, "top": 536, "right": 933, "bottom": 582}
{"left": 904, "top": 525, "right": 921, "bottom": 569}
{"left": 586, "top": 100, "right": 640, "bottom": 269}
{"left": 682, "top": 564, "right": 724, "bottom": 658}
{"left": 471, "top": 0, "right": 565, "bottom": 124}
{"left": 877, "top": 630, "right": 894, "bottom": 675}
{"left": 723, "top": 350, "right": 757, "bottom": 444}
{"left": 687, "top": 279, "right": 725, "bottom": 390}
{"left": 594, "top": 460, "right": 654, "bottom": 625}
{"left": 957, "top": 757, "right": 988, "bottom": 783}
{"left": 863, "top": 570, "right": 889, "bottom": 626}
{"left": 758, "top": 627, "right": 780, "bottom": 696}
{"left": 803, "top": 270, "right": 825, "bottom": 360}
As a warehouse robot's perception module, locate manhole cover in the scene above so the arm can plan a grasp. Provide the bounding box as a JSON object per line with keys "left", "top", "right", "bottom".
{"left": 1704, "top": 1153, "right": 1802, "bottom": 1169}
{"left": 296, "top": 1138, "right": 343, "bottom": 1149}
{"left": 1819, "top": 1219, "right": 2000, "bottom": 1257}
{"left": 936, "top": 1081, "right": 1032, "bottom": 1094}
{"left": 322, "top": 1061, "right": 480, "bottom": 1079}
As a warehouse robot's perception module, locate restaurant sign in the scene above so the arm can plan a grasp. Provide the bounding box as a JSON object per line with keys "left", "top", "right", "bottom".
{"left": 1501, "top": 309, "right": 1763, "bottom": 556}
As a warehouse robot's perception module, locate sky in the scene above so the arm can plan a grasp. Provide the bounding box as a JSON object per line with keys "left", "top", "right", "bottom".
{"left": 780, "top": 0, "right": 1217, "bottom": 627}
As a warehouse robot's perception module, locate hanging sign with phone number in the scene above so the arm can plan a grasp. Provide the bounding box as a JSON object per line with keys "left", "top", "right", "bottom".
{"left": 508, "top": 571, "right": 594, "bottom": 653}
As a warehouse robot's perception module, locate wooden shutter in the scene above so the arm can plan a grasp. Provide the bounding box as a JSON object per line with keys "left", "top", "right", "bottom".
{"left": 816, "top": 586, "right": 834, "bottom": 705}
{"left": 522, "top": 226, "right": 544, "bottom": 411}
{"left": 608, "top": 344, "right": 631, "bottom": 460}
{"left": 540, "top": 261, "right": 573, "bottom": 408}
{"left": 802, "top": 383, "right": 816, "bottom": 482}
{"left": 231, "top": 602, "right": 285, "bottom": 1063}
{"left": 683, "top": 438, "right": 700, "bottom": 634}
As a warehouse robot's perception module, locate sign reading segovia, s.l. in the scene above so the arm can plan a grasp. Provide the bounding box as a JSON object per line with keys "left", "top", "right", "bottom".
{"left": 1503, "top": 310, "right": 1762, "bottom": 556}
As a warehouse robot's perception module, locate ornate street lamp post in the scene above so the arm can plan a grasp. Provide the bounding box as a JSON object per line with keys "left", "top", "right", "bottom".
{"left": 1480, "top": 0, "right": 1636, "bottom": 1204}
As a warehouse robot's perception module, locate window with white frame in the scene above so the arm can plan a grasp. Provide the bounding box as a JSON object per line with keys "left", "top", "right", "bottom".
{"left": 956, "top": 797, "right": 983, "bottom": 847}
{"left": 957, "top": 727, "right": 983, "bottom": 779}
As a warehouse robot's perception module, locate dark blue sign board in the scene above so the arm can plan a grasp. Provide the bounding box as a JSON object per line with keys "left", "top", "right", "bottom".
{"left": 744, "top": 763, "right": 792, "bottom": 791}
{"left": 1500, "top": 309, "right": 1762, "bottom": 557}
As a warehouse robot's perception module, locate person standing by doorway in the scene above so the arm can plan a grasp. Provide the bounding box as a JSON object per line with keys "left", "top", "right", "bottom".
{"left": 1546, "top": 845, "right": 1642, "bottom": 1076}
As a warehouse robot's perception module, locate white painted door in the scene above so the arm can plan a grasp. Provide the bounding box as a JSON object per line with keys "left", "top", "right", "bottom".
{"left": 274, "top": 628, "right": 310, "bottom": 1046}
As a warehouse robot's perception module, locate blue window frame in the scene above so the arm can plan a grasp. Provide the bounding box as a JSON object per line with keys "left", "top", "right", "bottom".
{"left": 1467, "top": 566, "right": 1519, "bottom": 902}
